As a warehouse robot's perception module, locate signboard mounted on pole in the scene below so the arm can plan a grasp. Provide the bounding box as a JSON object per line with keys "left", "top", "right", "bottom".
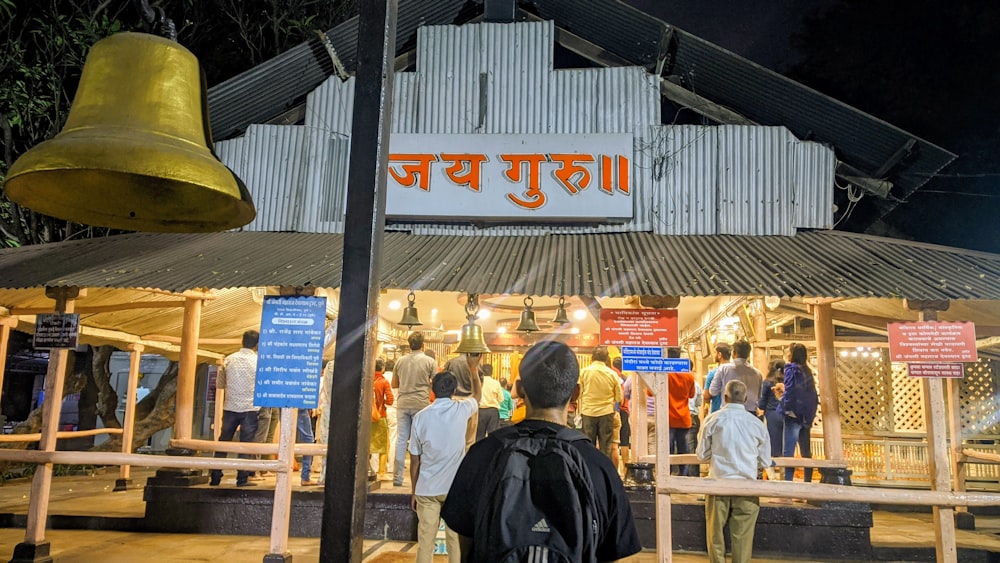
{"left": 255, "top": 295, "right": 326, "bottom": 408}
{"left": 887, "top": 321, "right": 977, "bottom": 379}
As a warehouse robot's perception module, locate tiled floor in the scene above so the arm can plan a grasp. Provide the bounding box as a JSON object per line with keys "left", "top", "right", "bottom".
{"left": 0, "top": 467, "right": 997, "bottom": 562}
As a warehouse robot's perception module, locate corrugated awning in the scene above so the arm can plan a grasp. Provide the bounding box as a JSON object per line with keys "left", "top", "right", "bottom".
{"left": 0, "top": 230, "right": 997, "bottom": 301}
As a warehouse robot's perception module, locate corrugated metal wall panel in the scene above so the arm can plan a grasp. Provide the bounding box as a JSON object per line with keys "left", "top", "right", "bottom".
{"left": 393, "top": 73, "right": 420, "bottom": 134}
{"left": 305, "top": 75, "right": 355, "bottom": 135}
{"left": 217, "top": 126, "right": 309, "bottom": 232}
{"left": 549, "top": 70, "right": 597, "bottom": 134}
{"left": 717, "top": 126, "right": 793, "bottom": 236}
{"left": 793, "top": 141, "right": 835, "bottom": 229}
{"left": 647, "top": 125, "right": 718, "bottom": 235}
{"left": 481, "top": 21, "right": 552, "bottom": 134}
{"left": 417, "top": 25, "right": 481, "bottom": 134}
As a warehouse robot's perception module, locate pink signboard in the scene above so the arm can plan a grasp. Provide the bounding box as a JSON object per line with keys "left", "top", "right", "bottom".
{"left": 887, "top": 321, "right": 977, "bottom": 363}
{"left": 600, "top": 309, "right": 678, "bottom": 346}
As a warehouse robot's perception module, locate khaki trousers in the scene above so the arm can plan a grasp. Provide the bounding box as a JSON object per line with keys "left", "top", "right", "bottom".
{"left": 415, "top": 494, "right": 460, "bottom": 563}
{"left": 705, "top": 494, "right": 760, "bottom": 563}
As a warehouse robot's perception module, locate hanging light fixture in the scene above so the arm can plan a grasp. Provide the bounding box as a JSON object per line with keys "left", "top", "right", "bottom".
{"left": 456, "top": 293, "right": 491, "bottom": 354}
{"left": 398, "top": 291, "right": 423, "bottom": 327}
{"left": 515, "top": 297, "right": 541, "bottom": 333}
{"left": 764, "top": 296, "right": 781, "bottom": 311}
{"left": 551, "top": 296, "right": 571, "bottom": 325}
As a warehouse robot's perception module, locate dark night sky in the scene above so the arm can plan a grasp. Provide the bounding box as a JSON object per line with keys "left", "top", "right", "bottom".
{"left": 620, "top": 1, "right": 1000, "bottom": 254}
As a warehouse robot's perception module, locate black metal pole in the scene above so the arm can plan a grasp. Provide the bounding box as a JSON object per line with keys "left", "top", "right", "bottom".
{"left": 319, "top": 1, "right": 397, "bottom": 561}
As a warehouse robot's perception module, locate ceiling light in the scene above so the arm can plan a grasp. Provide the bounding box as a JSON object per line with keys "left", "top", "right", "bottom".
{"left": 573, "top": 309, "right": 587, "bottom": 320}
{"left": 388, "top": 300, "right": 401, "bottom": 311}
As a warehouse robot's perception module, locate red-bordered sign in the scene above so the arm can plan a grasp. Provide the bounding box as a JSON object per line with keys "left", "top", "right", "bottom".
{"left": 887, "top": 321, "right": 977, "bottom": 363}
{"left": 600, "top": 309, "right": 678, "bottom": 346}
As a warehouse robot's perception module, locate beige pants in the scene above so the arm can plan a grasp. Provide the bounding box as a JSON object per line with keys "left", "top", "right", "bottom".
{"left": 415, "top": 494, "right": 460, "bottom": 563}
{"left": 705, "top": 495, "right": 760, "bottom": 563}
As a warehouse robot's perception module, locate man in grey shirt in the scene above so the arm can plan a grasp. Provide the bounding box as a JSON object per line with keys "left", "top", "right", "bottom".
{"left": 392, "top": 332, "right": 437, "bottom": 486}
{"left": 708, "top": 340, "right": 763, "bottom": 416}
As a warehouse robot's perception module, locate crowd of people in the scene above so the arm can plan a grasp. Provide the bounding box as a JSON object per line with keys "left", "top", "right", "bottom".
{"left": 210, "top": 328, "right": 818, "bottom": 562}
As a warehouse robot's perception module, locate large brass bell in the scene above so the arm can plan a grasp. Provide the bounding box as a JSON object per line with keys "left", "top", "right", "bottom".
{"left": 516, "top": 297, "right": 541, "bottom": 333}
{"left": 398, "top": 291, "right": 423, "bottom": 327}
{"left": 456, "top": 294, "right": 490, "bottom": 354}
{"left": 3, "top": 32, "right": 255, "bottom": 232}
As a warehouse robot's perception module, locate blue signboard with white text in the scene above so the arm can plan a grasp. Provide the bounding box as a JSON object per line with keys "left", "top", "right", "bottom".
{"left": 255, "top": 295, "right": 326, "bottom": 408}
{"left": 621, "top": 346, "right": 691, "bottom": 372}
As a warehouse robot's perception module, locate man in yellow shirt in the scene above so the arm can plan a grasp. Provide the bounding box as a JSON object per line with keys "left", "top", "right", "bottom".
{"left": 578, "top": 346, "right": 624, "bottom": 458}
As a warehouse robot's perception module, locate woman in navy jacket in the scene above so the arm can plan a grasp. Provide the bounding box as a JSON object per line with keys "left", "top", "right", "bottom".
{"left": 778, "top": 343, "right": 819, "bottom": 482}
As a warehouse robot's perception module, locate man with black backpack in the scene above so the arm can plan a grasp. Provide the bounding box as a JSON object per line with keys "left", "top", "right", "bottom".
{"left": 441, "top": 341, "right": 641, "bottom": 563}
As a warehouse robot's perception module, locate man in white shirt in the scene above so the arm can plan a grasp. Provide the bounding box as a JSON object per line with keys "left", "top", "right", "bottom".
{"left": 409, "top": 370, "right": 481, "bottom": 563}
{"left": 697, "top": 380, "right": 773, "bottom": 563}
{"left": 708, "top": 340, "right": 763, "bottom": 415}
{"left": 210, "top": 330, "right": 260, "bottom": 487}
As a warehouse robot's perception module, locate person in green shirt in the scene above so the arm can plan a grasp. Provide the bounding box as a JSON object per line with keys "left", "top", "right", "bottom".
{"left": 497, "top": 378, "right": 514, "bottom": 427}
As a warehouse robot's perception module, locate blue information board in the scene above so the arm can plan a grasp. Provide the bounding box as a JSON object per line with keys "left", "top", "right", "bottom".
{"left": 255, "top": 295, "right": 326, "bottom": 408}
{"left": 621, "top": 346, "right": 691, "bottom": 372}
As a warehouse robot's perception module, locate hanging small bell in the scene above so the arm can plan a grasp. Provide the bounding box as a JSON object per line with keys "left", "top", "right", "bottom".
{"left": 455, "top": 293, "right": 491, "bottom": 354}
{"left": 398, "top": 291, "right": 423, "bottom": 327}
{"left": 3, "top": 32, "right": 255, "bottom": 232}
{"left": 551, "top": 296, "right": 571, "bottom": 325}
{"left": 516, "top": 297, "right": 541, "bottom": 333}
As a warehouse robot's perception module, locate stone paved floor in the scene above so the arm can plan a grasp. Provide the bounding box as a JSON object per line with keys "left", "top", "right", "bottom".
{"left": 0, "top": 466, "right": 997, "bottom": 562}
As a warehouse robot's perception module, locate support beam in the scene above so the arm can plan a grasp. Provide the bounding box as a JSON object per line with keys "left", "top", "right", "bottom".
{"left": 905, "top": 299, "right": 957, "bottom": 563}
{"left": 266, "top": 408, "right": 297, "bottom": 561}
{"left": 10, "top": 300, "right": 186, "bottom": 315}
{"left": 0, "top": 320, "right": 10, "bottom": 422}
{"left": 653, "top": 368, "right": 671, "bottom": 563}
{"left": 117, "top": 344, "right": 144, "bottom": 488}
{"left": 320, "top": 2, "right": 396, "bottom": 561}
{"left": 21, "top": 286, "right": 78, "bottom": 554}
{"left": 813, "top": 303, "right": 844, "bottom": 461}
{"left": 174, "top": 297, "right": 203, "bottom": 442}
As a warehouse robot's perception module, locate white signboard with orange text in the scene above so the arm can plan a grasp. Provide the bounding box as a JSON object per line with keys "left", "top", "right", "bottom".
{"left": 386, "top": 134, "right": 633, "bottom": 221}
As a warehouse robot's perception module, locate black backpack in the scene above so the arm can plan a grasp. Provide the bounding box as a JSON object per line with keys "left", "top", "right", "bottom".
{"left": 472, "top": 425, "right": 603, "bottom": 563}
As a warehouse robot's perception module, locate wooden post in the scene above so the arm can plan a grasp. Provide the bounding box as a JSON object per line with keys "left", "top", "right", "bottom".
{"left": 21, "top": 286, "right": 79, "bottom": 554}
{"left": 946, "top": 378, "right": 967, "bottom": 498}
{"left": 267, "top": 408, "right": 297, "bottom": 560}
{"left": 634, "top": 373, "right": 649, "bottom": 458}
{"left": 654, "top": 371, "right": 672, "bottom": 563}
{"left": 813, "top": 303, "right": 844, "bottom": 461}
{"left": 0, "top": 318, "right": 14, "bottom": 417}
{"left": 752, "top": 301, "right": 768, "bottom": 371}
{"left": 174, "top": 296, "right": 203, "bottom": 442}
{"left": 117, "top": 343, "right": 144, "bottom": 488}
{"left": 213, "top": 358, "right": 225, "bottom": 440}
{"left": 905, "top": 299, "right": 957, "bottom": 563}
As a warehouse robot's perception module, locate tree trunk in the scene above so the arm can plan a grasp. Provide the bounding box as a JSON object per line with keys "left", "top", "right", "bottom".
{"left": 91, "top": 360, "right": 178, "bottom": 452}
{"left": 91, "top": 345, "right": 120, "bottom": 429}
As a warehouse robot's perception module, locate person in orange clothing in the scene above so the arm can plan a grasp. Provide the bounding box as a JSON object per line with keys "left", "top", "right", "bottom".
{"left": 665, "top": 347, "right": 696, "bottom": 476}
{"left": 371, "top": 358, "right": 395, "bottom": 479}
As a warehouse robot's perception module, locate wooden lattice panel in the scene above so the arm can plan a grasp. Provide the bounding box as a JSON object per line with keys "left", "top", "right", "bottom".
{"left": 891, "top": 362, "right": 926, "bottom": 433}
{"left": 960, "top": 359, "right": 1000, "bottom": 437}
{"left": 836, "top": 354, "right": 892, "bottom": 433}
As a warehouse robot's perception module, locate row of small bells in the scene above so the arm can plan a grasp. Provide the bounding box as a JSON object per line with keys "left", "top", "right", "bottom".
{"left": 398, "top": 293, "right": 575, "bottom": 354}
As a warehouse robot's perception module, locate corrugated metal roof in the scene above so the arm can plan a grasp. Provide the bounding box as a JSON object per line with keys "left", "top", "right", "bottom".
{"left": 0, "top": 230, "right": 997, "bottom": 301}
